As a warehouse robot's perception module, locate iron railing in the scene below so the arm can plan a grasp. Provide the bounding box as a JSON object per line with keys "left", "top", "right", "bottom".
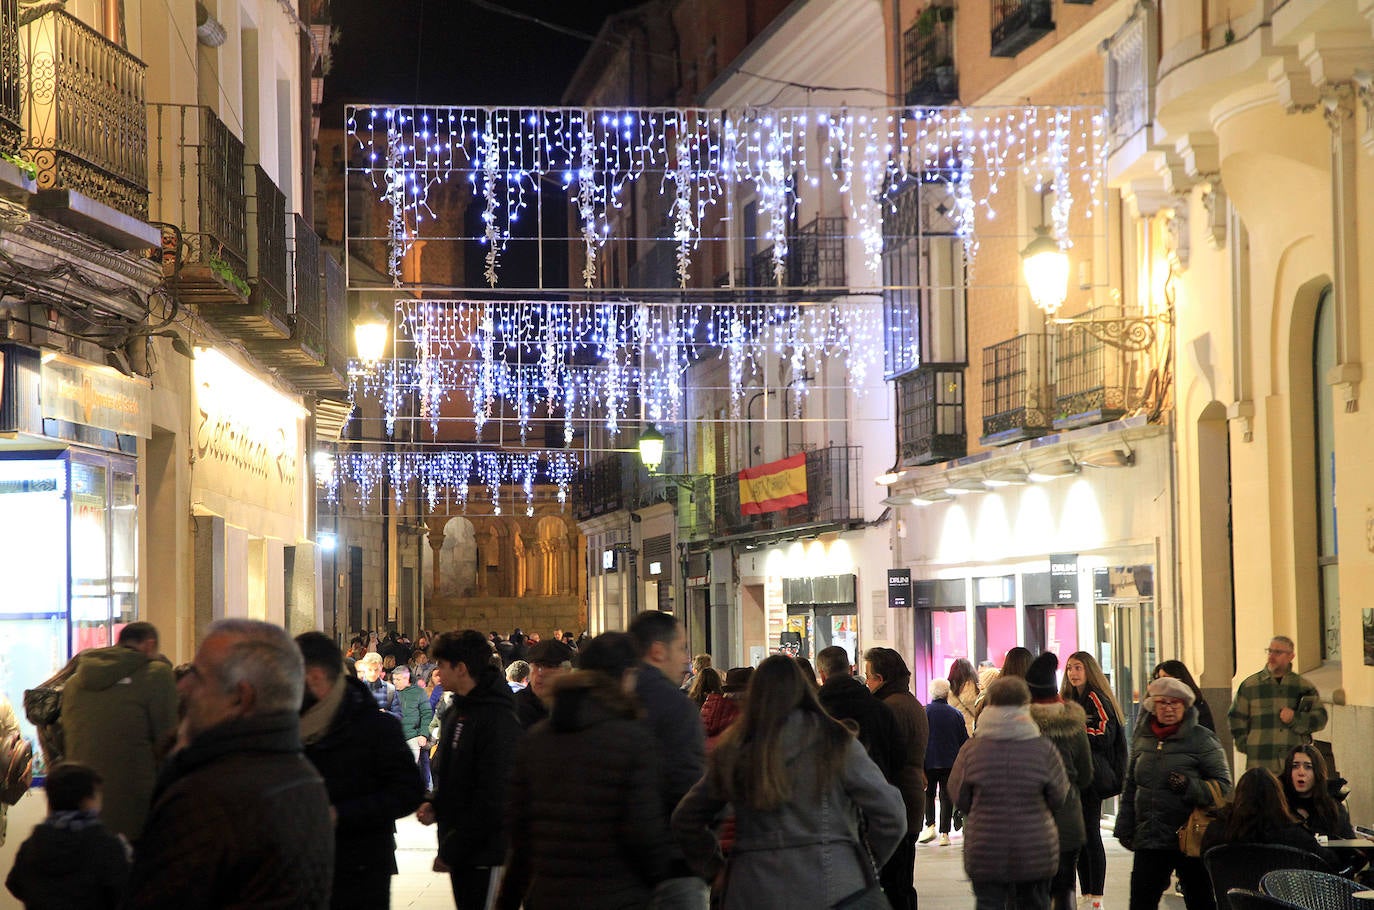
{"left": 898, "top": 363, "right": 966, "bottom": 466}
{"left": 289, "top": 214, "right": 323, "bottom": 354}
{"left": 323, "top": 252, "right": 347, "bottom": 371}
{"left": 246, "top": 164, "right": 289, "bottom": 326}
{"left": 0, "top": 0, "right": 19, "bottom": 156}
{"left": 903, "top": 6, "right": 957, "bottom": 107}
{"left": 713, "top": 444, "right": 862, "bottom": 537}
{"left": 148, "top": 103, "right": 248, "bottom": 281}
{"left": 1103, "top": 5, "right": 1153, "bottom": 153}
{"left": 21, "top": 10, "right": 147, "bottom": 218}
{"left": 990, "top": 0, "right": 1054, "bottom": 59}
{"left": 574, "top": 452, "right": 637, "bottom": 521}
{"left": 790, "top": 215, "right": 846, "bottom": 289}
{"left": 981, "top": 333, "right": 1054, "bottom": 444}
{"left": 1054, "top": 305, "right": 1146, "bottom": 429}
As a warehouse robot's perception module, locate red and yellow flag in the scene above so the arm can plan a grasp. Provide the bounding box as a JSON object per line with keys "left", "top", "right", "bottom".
{"left": 738, "top": 453, "right": 808, "bottom": 515}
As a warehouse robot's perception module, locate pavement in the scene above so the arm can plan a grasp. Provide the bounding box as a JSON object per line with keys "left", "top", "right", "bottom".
{"left": 389, "top": 814, "right": 1172, "bottom": 909}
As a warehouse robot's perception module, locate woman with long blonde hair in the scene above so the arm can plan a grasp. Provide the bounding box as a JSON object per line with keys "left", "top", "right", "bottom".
{"left": 673, "top": 656, "right": 905, "bottom": 908}
{"left": 1061, "top": 651, "right": 1126, "bottom": 910}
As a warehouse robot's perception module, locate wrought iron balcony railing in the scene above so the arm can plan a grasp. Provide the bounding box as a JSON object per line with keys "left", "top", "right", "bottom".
{"left": 990, "top": 0, "right": 1054, "bottom": 59}
{"left": 981, "top": 333, "right": 1055, "bottom": 446}
{"left": 713, "top": 444, "right": 863, "bottom": 538}
{"left": 574, "top": 452, "right": 637, "bottom": 521}
{"left": 323, "top": 252, "right": 347, "bottom": 373}
{"left": 790, "top": 215, "right": 846, "bottom": 291}
{"left": 21, "top": 10, "right": 148, "bottom": 219}
{"left": 1054, "top": 305, "right": 1147, "bottom": 430}
{"left": 289, "top": 214, "right": 323, "bottom": 354}
{"left": 903, "top": 6, "right": 958, "bottom": 107}
{"left": 0, "top": 0, "right": 19, "bottom": 157}
{"left": 246, "top": 163, "right": 290, "bottom": 327}
{"left": 898, "top": 363, "right": 966, "bottom": 466}
{"left": 1103, "top": 3, "right": 1155, "bottom": 154}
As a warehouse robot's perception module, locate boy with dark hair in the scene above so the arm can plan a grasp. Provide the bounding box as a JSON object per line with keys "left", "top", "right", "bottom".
{"left": 6, "top": 762, "right": 130, "bottom": 909}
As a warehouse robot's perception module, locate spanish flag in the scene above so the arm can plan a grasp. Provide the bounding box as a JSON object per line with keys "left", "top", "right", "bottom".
{"left": 738, "top": 453, "right": 808, "bottom": 515}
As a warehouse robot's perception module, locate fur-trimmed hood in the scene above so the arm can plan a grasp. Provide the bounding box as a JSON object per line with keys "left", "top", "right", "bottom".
{"left": 1029, "top": 698, "right": 1087, "bottom": 741}
{"left": 548, "top": 672, "right": 640, "bottom": 732}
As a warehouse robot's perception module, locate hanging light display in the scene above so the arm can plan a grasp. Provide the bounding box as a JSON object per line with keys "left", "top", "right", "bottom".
{"left": 324, "top": 449, "right": 580, "bottom": 514}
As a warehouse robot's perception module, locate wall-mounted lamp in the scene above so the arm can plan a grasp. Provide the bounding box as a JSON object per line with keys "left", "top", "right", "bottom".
{"left": 637, "top": 425, "right": 665, "bottom": 472}
{"left": 1021, "top": 224, "right": 1070, "bottom": 316}
{"left": 944, "top": 478, "right": 988, "bottom": 496}
{"left": 1027, "top": 457, "right": 1080, "bottom": 482}
{"left": 984, "top": 468, "right": 1029, "bottom": 487}
{"left": 910, "top": 490, "right": 955, "bottom": 505}
{"left": 354, "top": 302, "right": 389, "bottom": 363}
{"left": 1080, "top": 446, "right": 1135, "bottom": 468}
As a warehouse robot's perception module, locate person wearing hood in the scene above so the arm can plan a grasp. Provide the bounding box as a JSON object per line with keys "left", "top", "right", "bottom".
{"left": 296, "top": 632, "right": 424, "bottom": 910}
{"left": 1025, "top": 654, "right": 1094, "bottom": 910}
{"left": 417, "top": 630, "right": 523, "bottom": 910}
{"left": 60, "top": 621, "right": 177, "bottom": 842}
{"left": 1113, "top": 676, "right": 1231, "bottom": 910}
{"left": 673, "top": 654, "right": 906, "bottom": 909}
{"left": 949, "top": 675, "right": 1070, "bottom": 910}
{"left": 497, "top": 632, "right": 672, "bottom": 909}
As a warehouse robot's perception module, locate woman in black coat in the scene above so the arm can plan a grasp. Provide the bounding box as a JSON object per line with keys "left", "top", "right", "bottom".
{"left": 1062, "top": 651, "right": 1127, "bottom": 910}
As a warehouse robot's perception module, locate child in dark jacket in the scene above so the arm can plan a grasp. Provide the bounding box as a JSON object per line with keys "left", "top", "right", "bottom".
{"left": 6, "top": 762, "right": 130, "bottom": 910}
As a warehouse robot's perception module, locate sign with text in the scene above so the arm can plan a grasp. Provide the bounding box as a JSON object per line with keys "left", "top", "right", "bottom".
{"left": 1050, "top": 553, "right": 1079, "bottom": 603}
{"left": 41, "top": 355, "right": 150, "bottom": 438}
{"left": 887, "top": 568, "right": 912, "bottom": 609}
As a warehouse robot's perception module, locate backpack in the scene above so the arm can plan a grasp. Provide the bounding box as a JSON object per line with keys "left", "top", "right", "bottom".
{"left": 0, "top": 730, "right": 34, "bottom": 805}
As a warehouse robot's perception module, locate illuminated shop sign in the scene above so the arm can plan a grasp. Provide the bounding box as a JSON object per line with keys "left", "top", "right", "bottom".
{"left": 41, "top": 355, "right": 150, "bottom": 437}
{"left": 193, "top": 348, "right": 302, "bottom": 488}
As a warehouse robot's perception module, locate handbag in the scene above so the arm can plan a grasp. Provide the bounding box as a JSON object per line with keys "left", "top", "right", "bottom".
{"left": 0, "top": 729, "right": 34, "bottom": 805}
{"left": 1177, "top": 778, "right": 1227, "bottom": 857}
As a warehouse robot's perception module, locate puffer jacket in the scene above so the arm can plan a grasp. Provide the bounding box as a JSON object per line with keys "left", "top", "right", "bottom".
{"left": 1029, "top": 699, "right": 1094, "bottom": 852}
{"left": 498, "top": 674, "right": 670, "bottom": 910}
{"left": 700, "top": 692, "right": 742, "bottom": 751}
{"left": 950, "top": 704, "right": 1069, "bottom": 885}
{"left": 1112, "top": 707, "right": 1231, "bottom": 852}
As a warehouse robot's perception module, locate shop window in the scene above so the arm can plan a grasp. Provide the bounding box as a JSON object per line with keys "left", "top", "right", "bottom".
{"left": 1313, "top": 287, "right": 1339, "bottom": 660}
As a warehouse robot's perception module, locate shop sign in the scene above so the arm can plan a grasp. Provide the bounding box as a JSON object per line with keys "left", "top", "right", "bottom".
{"left": 887, "top": 568, "right": 912, "bottom": 609}
{"left": 1050, "top": 553, "right": 1078, "bottom": 603}
{"left": 193, "top": 349, "right": 302, "bottom": 501}
{"left": 912, "top": 579, "right": 936, "bottom": 608}
{"left": 41, "top": 355, "right": 150, "bottom": 438}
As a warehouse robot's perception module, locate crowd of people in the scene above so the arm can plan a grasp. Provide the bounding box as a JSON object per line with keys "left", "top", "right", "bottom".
{"left": 0, "top": 621, "right": 1360, "bottom": 910}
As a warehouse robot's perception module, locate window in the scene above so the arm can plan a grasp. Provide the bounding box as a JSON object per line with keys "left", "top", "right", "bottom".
{"left": 882, "top": 176, "right": 967, "bottom": 378}
{"left": 1313, "top": 286, "right": 1339, "bottom": 660}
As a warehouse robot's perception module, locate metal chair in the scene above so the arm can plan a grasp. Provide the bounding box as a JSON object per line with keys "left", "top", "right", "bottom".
{"left": 1226, "top": 888, "right": 1306, "bottom": 909}
{"left": 1261, "top": 868, "right": 1366, "bottom": 910}
{"left": 1205, "top": 844, "right": 1334, "bottom": 910}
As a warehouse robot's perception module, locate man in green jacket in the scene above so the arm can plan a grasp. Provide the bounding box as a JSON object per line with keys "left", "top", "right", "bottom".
{"left": 393, "top": 665, "right": 433, "bottom": 787}
{"left": 61, "top": 622, "right": 178, "bottom": 842}
{"left": 1228, "top": 635, "right": 1327, "bottom": 774}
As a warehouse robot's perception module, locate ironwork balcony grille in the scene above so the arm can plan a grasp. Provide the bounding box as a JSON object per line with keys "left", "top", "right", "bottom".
{"left": 1054, "top": 305, "right": 1145, "bottom": 429}
{"left": 575, "top": 452, "right": 635, "bottom": 521}
{"left": 990, "top": 0, "right": 1054, "bottom": 59}
{"left": 790, "top": 215, "right": 846, "bottom": 290}
{"left": 246, "top": 164, "right": 290, "bottom": 326}
{"left": 903, "top": 8, "right": 957, "bottom": 107}
{"left": 21, "top": 10, "right": 148, "bottom": 218}
{"left": 1104, "top": 5, "right": 1152, "bottom": 153}
{"left": 289, "top": 214, "right": 323, "bottom": 354}
{"left": 713, "top": 445, "right": 862, "bottom": 537}
{"left": 323, "top": 252, "right": 347, "bottom": 371}
{"left": 898, "top": 363, "right": 965, "bottom": 466}
{"left": 149, "top": 104, "right": 248, "bottom": 282}
{"left": 0, "top": 0, "right": 19, "bottom": 156}
{"left": 981, "top": 333, "right": 1054, "bottom": 445}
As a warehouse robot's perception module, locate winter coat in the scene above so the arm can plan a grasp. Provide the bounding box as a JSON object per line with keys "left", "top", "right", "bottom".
{"left": 396, "top": 683, "right": 434, "bottom": 740}
{"left": 1029, "top": 699, "right": 1094, "bottom": 852}
{"left": 498, "top": 674, "right": 671, "bottom": 910}
{"left": 124, "top": 711, "right": 334, "bottom": 909}
{"left": 302, "top": 676, "right": 425, "bottom": 887}
{"left": 950, "top": 681, "right": 979, "bottom": 736}
{"left": 430, "top": 666, "right": 523, "bottom": 868}
{"left": 635, "top": 662, "right": 706, "bottom": 821}
{"left": 514, "top": 684, "right": 549, "bottom": 729}
{"left": 818, "top": 675, "right": 903, "bottom": 783}
{"left": 1112, "top": 707, "right": 1232, "bottom": 853}
{"left": 673, "top": 711, "right": 906, "bottom": 909}
{"left": 700, "top": 692, "right": 742, "bottom": 752}
{"left": 60, "top": 645, "right": 178, "bottom": 841}
{"left": 5, "top": 810, "right": 129, "bottom": 909}
{"left": 950, "top": 704, "right": 1069, "bottom": 885}
{"left": 872, "top": 680, "right": 930, "bottom": 832}
{"left": 1067, "top": 683, "right": 1127, "bottom": 798}
{"left": 364, "top": 677, "right": 401, "bottom": 720}
{"left": 924, "top": 697, "right": 969, "bottom": 770}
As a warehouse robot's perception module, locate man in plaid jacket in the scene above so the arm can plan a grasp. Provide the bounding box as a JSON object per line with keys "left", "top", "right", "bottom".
{"left": 1228, "top": 635, "right": 1327, "bottom": 773}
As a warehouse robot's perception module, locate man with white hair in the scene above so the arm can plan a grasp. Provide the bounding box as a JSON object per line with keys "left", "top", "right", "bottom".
{"left": 124, "top": 619, "right": 334, "bottom": 909}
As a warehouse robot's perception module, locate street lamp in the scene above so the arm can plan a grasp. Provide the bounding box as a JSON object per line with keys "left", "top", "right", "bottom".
{"left": 1021, "top": 224, "right": 1070, "bottom": 316}
{"left": 354, "top": 301, "right": 389, "bottom": 363}
{"left": 638, "top": 425, "right": 665, "bottom": 473}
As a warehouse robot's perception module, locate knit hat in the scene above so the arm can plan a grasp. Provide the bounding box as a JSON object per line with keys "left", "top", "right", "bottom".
{"left": 1025, "top": 652, "right": 1060, "bottom": 699}
{"left": 1143, "top": 676, "right": 1195, "bottom": 713}
{"left": 928, "top": 678, "right": 951, "bottom": 700}
{"left": 722, "top": 666, "right": 754, "bottom": 693}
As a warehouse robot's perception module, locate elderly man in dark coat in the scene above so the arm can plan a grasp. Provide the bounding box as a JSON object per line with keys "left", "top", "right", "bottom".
{"left": 124, "top": 619, "right": 334, "bottom": 909}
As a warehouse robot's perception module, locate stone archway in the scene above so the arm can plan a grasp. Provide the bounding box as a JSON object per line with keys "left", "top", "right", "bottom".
{"left": 438, "top": 516, "right": 478, "bottom": 597}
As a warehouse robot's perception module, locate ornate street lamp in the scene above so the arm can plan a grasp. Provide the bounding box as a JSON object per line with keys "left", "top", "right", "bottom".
{"left": 1020, "top": 224, "right": 1070, "bottom": 316}
{"left": 354, "top": 301, "right": 389, "bottom": 363}
{"left": 637, "top": 425, "right": 665, "bottom": 473}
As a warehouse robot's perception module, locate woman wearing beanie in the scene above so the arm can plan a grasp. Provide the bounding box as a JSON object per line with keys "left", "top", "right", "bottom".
{"left": 921, "top": 677, "right": 969, "bottom": 846}
{"left": 950, "top": 676, "right": 1070, "bottom": 910}
{"left": 1061, "top": 651, "right": 1128, "bottom": 910}
{"left": 1025, "top": 653, "right": 1094, "bottom": 910}
{"left": 1112, "top": 676, "right": 1231, "bottom": 910}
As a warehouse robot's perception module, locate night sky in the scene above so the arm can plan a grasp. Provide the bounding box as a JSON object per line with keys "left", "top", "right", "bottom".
{"left": 324, "top": 0, "right": 648, "bottom": 115}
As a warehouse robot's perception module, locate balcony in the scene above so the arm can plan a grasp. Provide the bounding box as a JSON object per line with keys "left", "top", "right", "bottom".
{"left": 990, "top": 0, "right": 1054, "bottom": 59}
{"left": 240, "top": 217, "right": 348, "bottom": 390}
{"left": 980, "top": 333, "right": 1054, "bottom": 446}
{"left": 21, "top": 10, "right": 155, "bottom": 249}
{"left": 789, "top": 215, "right": 846, "bottom": 292}
{"left": 1102, "top": 2, "right": 1158, "bottom": 171}
{"left": 713, "top": 444, "right": 862, "bottom": 538}
{"left": 246, "top": 164, "right": 290, "bottom": 331}
{"left": 0, "top": 0, "right": 19, "bottom": 157}
{"left": 904, "top": 6, "right": 958, "bottom": 107}
{"left": 1053, "top": 306, "right": 1147, "bottom": 430}
{"left": 574, "top": 452, "right": 637, "bottom": 521}
{"left": 898, "top": 363, "right": 965, "bottom": 466}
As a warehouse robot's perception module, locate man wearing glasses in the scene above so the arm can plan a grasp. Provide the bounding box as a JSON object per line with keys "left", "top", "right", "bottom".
{"left": 1228, "top": 636, "right": 1327, "bottom": 773}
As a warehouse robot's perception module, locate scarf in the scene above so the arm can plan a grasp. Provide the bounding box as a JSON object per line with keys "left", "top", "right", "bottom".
{"left": 299, "top": 674, "right": 348, "bottom": 745}
{"left": 1149, "top": 717, "right": 1181, "bottom": 740}
{"left": 975, "top": 705, "right": 1043, "bottom": 740}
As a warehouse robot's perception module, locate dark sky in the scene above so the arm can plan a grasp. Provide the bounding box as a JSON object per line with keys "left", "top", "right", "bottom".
{"left": 324, "top": 0, "right": 647, "bottom": 113}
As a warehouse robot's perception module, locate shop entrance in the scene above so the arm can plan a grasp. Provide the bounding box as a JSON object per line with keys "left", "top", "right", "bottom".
{"left": 1024, "top": 606, "right": 1080, "bottom": 659}
{"left": 1094, "top": 565, "right": 1158, "bottom": 739}
{"left": 783, "top": 603, "right": 859, "bottom": 663}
